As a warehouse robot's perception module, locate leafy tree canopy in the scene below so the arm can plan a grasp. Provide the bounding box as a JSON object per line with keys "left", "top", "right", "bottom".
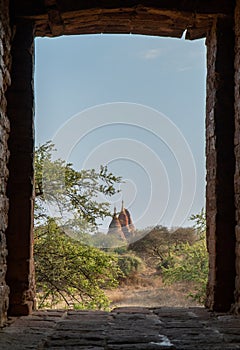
{"left": 34, "top": 141, "right": 122, "bottom": 309}
{"left": 129, "top": 225, "right": 197, "bottom": 268}
{"left": 35, "top": 141, "right": 121, "bottom": 229}
{"left": 35, "top": 218, "right": 120, "bottom": 309}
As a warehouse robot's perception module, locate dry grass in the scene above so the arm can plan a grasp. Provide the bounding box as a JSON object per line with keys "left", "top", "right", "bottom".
{"left": 37, "top": 267, "right": 202, "bottom": 310}
{"left": 106, "top": 269, "right": 202, "bottom": 309}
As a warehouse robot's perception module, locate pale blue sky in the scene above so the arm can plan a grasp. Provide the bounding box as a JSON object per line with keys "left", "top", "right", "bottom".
{"left": 34, "top": 34, "right": 206, "bottom": 230}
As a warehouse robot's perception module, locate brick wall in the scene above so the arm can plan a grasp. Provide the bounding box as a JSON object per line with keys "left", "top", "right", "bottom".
{"left": 206, "top": 17, "right": 236, "bottom": 311}
{"left": 0, "top": 0, "right": 11, "bottom": 327}
{"left": 6, "top": 20, "right": 35, "bottom": 316}
{"left": 0, "top": 0, "right": 238, "bottom": 321}
{"left": 234, "top": 0, "right": 240, "bottom": 312}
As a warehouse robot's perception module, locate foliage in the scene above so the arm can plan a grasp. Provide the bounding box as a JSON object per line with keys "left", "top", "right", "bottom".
{"left": 89, "top": 231, "right": 127, "bottom": 250}
{"left": 190, "top": 208, "right": 206, "bottom": 237}
{"left": 116, "top": 253, "right": 142, "bottom": 281}
{"left": 35, "top": 219, "right": 121, "bottom": 309}
{"left": 34, "top": 142, "right": 122, "bottom": 309}
{"left": 35, "top": 141, "right": 121, "bottom": 228}
{"left": 162, "top": 210, "right": 208, "bottom": 303}
{"left": 162, "top": 239, "right": 208, "bottom": 303}
{"left": 129, "top": 225, "right": 197, "bottom": 271}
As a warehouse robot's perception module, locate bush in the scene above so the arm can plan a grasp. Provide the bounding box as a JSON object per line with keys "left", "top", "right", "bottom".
{"left": 162, "top": 210, "right": 208, "bottom": 303}
{"left": 162, "top": 238, "right": 208, "bottom": 303}
{"left": 35, "top": 219, "right": 121, "bottom": 309}
{"left": 116, "top": 253, "right": 142, "bottom": 281}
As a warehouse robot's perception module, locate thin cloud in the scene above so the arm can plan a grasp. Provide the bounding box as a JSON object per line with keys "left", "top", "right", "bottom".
{"left": 177, "top": 66, "right": 193, "bottom": 72}
{"left": 141, "top": 48, "right": 163, "bottom": 60}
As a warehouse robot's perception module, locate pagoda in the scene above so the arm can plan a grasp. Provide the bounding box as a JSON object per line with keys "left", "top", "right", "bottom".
{"left": 108, "top": 201, "right": 135, "bottom": 240}
{"left": 107, "top": 207, "right": 126, "bottom": 240}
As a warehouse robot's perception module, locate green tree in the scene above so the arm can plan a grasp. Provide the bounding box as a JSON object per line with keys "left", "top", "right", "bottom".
{"left": 129, "top": 225, "right": 196, "bottom": 270}
{"left": 162, "top": 210, "right": 208, "bottom": 303}
{"left": 90, "top": 231, "right": 126, "bottom": 250}
{"left": 35, "top": 141, "right": 121, "bottom": 228}
{"left": 34, "top": 142, "right": 122, "bottom": 309}
{"left": 35, "top": 219, "right": 121, "bottom": 309}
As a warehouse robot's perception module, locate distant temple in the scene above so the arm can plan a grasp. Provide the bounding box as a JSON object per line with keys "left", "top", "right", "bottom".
{"left": 108, "top": 201, "right": 135, "bottom": 241}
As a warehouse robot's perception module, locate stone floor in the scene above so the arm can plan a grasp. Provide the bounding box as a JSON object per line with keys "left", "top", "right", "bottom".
{"left": 1, "top": 307, "right": 240, "bottom": 349}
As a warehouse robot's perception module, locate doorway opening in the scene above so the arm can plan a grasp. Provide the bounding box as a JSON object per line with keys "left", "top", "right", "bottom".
{"left": 34, "top": 33, "right": 207, "bottom": 310}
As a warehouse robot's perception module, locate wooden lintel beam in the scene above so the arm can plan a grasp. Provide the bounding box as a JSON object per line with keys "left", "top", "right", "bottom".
{"left": 12, "top": 0, "right": 234, "bottom": 18}
{"left": 10, "top": 0, "right": 232, "bottom": 39}
{"left": 32, "top": 8, "right": 215, "bottom": 39}
{"left": 45, "top": 0, "right": 65, "bottom": 36}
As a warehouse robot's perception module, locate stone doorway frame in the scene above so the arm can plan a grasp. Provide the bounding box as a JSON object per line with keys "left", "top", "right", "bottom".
{"left": 4, "top": 0, "right": 240, "bottom": 316}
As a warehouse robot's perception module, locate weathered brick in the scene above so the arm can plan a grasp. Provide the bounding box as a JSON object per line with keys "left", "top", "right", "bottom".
{"left": 234, "top": 0, "right": 240, "bottom": 312}
{"left": 6, "top": 20, "right": 35, "bottom": 318}
{"left": 0, "top": 0, "right": 11, "bottom": 327}
{"left": 0, "top": 0, "right": 239, "bottom": 327}
{"left": 205, "top": 17, "right": 236, "bottom": 311}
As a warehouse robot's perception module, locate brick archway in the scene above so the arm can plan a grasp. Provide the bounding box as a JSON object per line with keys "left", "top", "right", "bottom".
{"left": 1, "top": 0, "right": 239, "bottom": 322}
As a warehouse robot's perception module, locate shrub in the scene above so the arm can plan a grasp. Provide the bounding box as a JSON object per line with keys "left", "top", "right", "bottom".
{"left": 116, "top": 254, "right": 142, "bottom": 281}
{"left": 35, "top": 219, "right": 121, "bottom": 309}
{"left": 162, "top": 210, "right": 208, "bottom": 303}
